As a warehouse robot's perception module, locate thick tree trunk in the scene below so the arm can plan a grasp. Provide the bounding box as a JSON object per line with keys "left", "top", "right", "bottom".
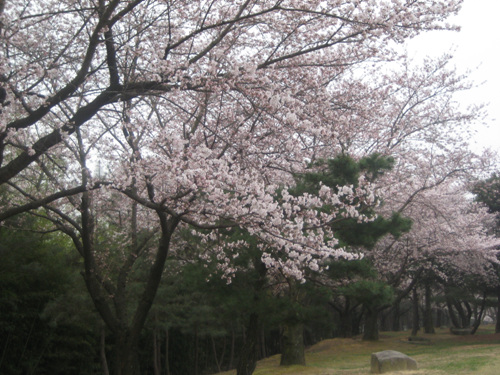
{"left": 280, "top": 322, "right": 305, "bottom": 366}
{"left": 362, "top": 309, "right": 379, "bottom": 341}
{"left": 423, "top": 283, "right": 435, "bottom": 334}
{"left": 111, "top": 335, "right": 141, "bottom": 375}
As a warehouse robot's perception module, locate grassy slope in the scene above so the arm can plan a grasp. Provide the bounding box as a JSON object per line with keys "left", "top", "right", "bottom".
{"left": 219, "top": 327, "right": 500, "bottom": 375}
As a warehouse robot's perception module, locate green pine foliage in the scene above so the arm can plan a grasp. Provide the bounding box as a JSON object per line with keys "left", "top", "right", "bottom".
{"left": 0, "top": 219, "right": 99, "bottom": 375}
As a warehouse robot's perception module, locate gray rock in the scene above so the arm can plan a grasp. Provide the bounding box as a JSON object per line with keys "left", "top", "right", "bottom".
{"left": 371, "top": 350, "right": 417, "bottom": 373}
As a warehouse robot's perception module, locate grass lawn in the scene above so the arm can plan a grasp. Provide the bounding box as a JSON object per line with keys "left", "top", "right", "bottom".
{"left": 219, "top": 326, "right": 500, "bottom": 375}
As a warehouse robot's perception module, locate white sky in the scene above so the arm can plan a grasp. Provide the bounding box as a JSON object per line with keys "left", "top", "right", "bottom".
{"left": 405, "top": 0, "right": 500, "bottom": 154}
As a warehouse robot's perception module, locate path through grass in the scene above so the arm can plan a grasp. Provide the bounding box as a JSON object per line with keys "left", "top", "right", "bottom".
{"left": 219, "top": 327, "right": 500, "bottom": 375}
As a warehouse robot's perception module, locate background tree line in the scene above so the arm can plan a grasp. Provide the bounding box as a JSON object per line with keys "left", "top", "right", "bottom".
{"left": 1, "top": 167, "right": 499, "bottom": 375}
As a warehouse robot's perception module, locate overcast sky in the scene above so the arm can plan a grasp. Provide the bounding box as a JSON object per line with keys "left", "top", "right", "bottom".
{"left": 405, "top": 0, "right": 500, "bottom": 154}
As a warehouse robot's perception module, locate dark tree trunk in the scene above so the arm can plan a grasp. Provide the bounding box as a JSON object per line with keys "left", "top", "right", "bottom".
{"left": 423, "top": 283, "right": 435, "bottom": 334}
{"left": 236, "top": 257, "right": 268, "bottom": 375}
{"left": 463, "top": 301, "right": 473, "bottom": 327}
{"left": 153, "top": 312, "right": 161, "bottom": 375}
{"left": 454, "top": 300, "right": 470, "bottom": 328}
{"left": 229, "top": 327, "right": 235, "bottom": 370}
{"left": 329, "top": 298, "right": 356, "bottom": 338}
{"left": 236, "top": 313, "right": 260, "bottom": 375}
{"left": 436, "top": 307, "right": 443, "bottom": 328}
{"left": 352, "top": 310, "right": 363, "bottom": 336}
{"left": 362, "top": 309, "right": 379, "bottom": 341}
{"left": 392, "top": 302, "right": 401, "bottom": 331}
{"left": 471, "top": 294, "right": 487, "bottom": 335}
{"left": 411, "top": 288, "right": 420, "bottom": 337}
{"left": 100, "top": 326, "right": 110, "bottom": 375}
{"left": 496, "top": 290, "right": 500, "bottom": 334}
{"left": 338, "top": 311, "right": 353, "bottom": 338}
{"left": 165, "top": 329, "right": 170, "bottom": 375}
{"left": 111, "top": 334, "right": 141, "bottom": 375}
{"left": 446, "top": 297, "right": 461, "bottom": 328}
{"left": 280, "top": 322, "right": 305, "bottom": 366}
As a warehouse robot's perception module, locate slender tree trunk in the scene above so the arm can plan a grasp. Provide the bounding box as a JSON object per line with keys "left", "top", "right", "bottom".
{"left": 352, "top": 310, "right": 363, "bottom": 336}
{"left": 194, "top": 327, "right": 199, "bottom": 375}
{"left": 392, "top": 302, "right": 401, "bottom": 331}
{"left": 100, "top": 326, "right": 110, "bottom": 375}
{"left": 153, "top": 330, "right": 161, "bottom": 375}
{"left": 471, "top": 294, "right": 487, "bottom": 335}
{"left": 423, "top": 283, "right": 435, "bottom": 334}
{"left": 211, "top": 336, "right": 222, "bottom": 373}
{"left": 446, "top": 297, "right": 461, "bottom": 328}
{"left": 454, "top": 300, "right": 469, "bottom": 328}
{"left": 362, "top": 309, "right": 379, "bottom": 341}
{"left": 496, "top": 290, "right": 500, "bottom": 334}
{"left": 436, "top": 307, "right": 443, "bottom": 328}
{"left": 411, "top": 288, "right": 419, "bottom": 337}
{"left": 229, "top": 327, "right": 235, "bottom": 370}
{"left": 280, "top": 322, "right": 305, "bottom": 366}
{"left": 165, "top": 329, "right": 170, "bottom": 375}
{"left": 260, "top": 329, "right": 266, "bottom": 359}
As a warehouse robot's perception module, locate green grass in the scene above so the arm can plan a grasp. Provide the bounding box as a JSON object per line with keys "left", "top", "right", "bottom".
{"left": 219, "top": 327, "right": 500, "bottom": 375}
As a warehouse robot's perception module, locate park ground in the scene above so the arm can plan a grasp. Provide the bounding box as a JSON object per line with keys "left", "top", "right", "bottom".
{"left": 219, "top": 326, "right": 500, "bottom": 375}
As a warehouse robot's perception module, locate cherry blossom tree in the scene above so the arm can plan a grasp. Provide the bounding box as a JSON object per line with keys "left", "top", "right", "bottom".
{"left": 0, "top": 1, "right": 469, "bottom": 374}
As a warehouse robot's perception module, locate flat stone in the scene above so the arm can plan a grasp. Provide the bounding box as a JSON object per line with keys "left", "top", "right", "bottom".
{"left": 371, "top": 350, "right": 418, "bottom": 373}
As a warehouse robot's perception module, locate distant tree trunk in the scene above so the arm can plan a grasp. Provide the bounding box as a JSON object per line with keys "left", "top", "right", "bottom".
{"left": 454, "top": 300, "right": 470, "bottom": 328}
{"left": 165, "top": 329, "right": 170, "bottom": 375}
{"left": 423, "top": 283, "right": 435, "bottom": 334}
{"left": 211, "top": 336, "right": 223, "bottom": 373}
{"left": 362, "top": 309, "right": 379, "bottom": 341}
{"left": 194, "top": 327, "right": 199, "bottom": 375}
{"left": 392, "top": 302, "right": 401, "bottom": 331}
{"left": 379, "top": 310, "right": 390, "bottom": 332}
{"left": 153, "top": 311, "right": 161, "bottom": 375}
{"left": 280, "top": 322, "right": 305, "bottom": 366}
{"left": 411, "top": 288, "right": 419, "bottom": 337}
{"left": 236, "top": 255, "right": 269, "bottom": 375}
{"left": 462, "top": 301, "right": 472, "bottom": 327}
{"left": 229, "top": 327, "right": 235, "bottom": 370}
{"left": 446, "top": 297, "right": 461, "bottom": 328}
{"left": 260, "top": 329, "right": 266, "bottom": 358}
{"left": 153, "top": 331, "right": 161, "bottom": 375}
{"left": 352, "top": 310, "right": 363, "bottom": 336}
{"left": 436, "top": 307, "right": 443, "bottom": 328}
{"left": 100, "top": 326, "right": 110, "bottom": 375}
{"left": 339, "top": 313, "right": 353, "bottom": 338}
{"left": 236, "top": 313, "right": 260, "bottom": 375}
{"left": 496, "top": 290, "right": 500, "bottom": 333}
{"left": 329, "top": 299, "right": 356, "bottom": 338}
{"left": 471, "top": 294, "right": 487, "bottom": 335}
